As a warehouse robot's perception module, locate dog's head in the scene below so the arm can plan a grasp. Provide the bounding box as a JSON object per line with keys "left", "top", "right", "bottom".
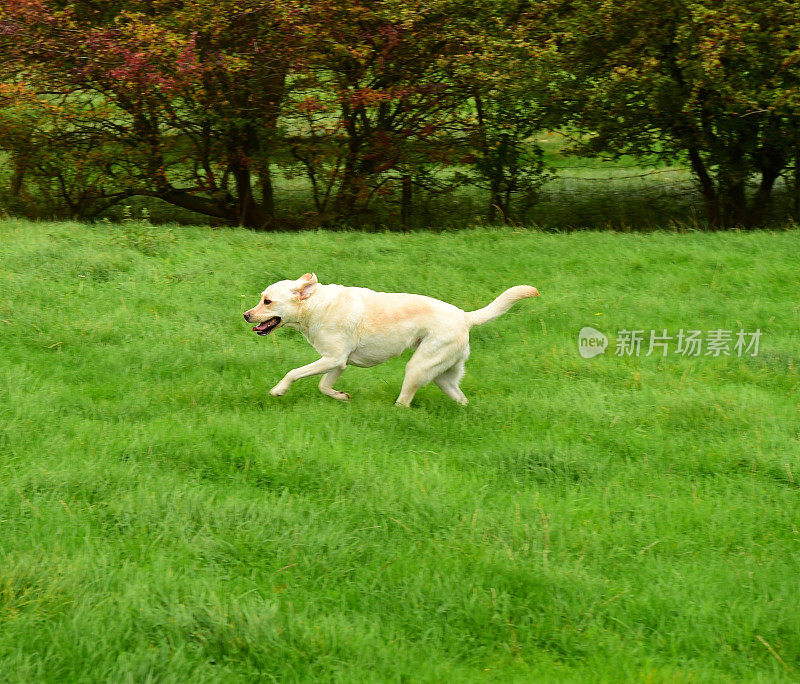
{"left": 243, "top": 273, "right": 318, "bottom": 335}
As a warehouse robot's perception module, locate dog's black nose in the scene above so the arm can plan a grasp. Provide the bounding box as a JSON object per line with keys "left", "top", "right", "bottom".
{"left": 243, "top": 312, "right": 251, "bottom": 321}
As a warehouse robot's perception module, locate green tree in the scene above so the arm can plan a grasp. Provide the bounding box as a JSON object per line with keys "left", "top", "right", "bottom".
{"left": 1, "top": 0, "right": 559, "bottom": 228}
{"left": 284, "top": 0, "right": 479, "bottom": 225}
{"left": 547, "top": 0, "right": 800, "bottom": 227}
{"left": 0, "top": 0, "right": 298, "bottom": 227}
{"left": 453, "top": 4, "right": 554, "bottom": 223}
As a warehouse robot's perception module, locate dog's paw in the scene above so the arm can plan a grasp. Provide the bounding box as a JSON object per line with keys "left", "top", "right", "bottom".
{"left": 321, "top": 389, "right": 350, "bottom": 401}
{"left": 270, "top": 385, "right": 288, "bottom": 397}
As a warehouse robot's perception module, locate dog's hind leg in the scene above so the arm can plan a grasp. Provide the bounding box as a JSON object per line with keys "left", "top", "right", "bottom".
{"left": 319, "top": 367, "right": 350, "bottom": 402}
{"left": 434, "top": 358, "right": 468, "bottom": 405}
{"left": 396, "top": 338, "right": 467, "bottom": 407}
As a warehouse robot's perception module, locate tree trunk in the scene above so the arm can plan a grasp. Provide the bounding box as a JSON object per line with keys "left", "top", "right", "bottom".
{"left": 687, "top": 146, "right": 720, "bottom": 227}
{"left": 10, "top": 154, "right": 27, "bottom": 198}
{"left": 474, "top": 93, "right": 501, "bottom": 223}
{"left": 748, "top": 167, "right": 781, "bottom": 227}
{"left": 333, "top": 104, "right": 365, "bottom": 220}
{"left": 503, "top": 185, "right": 513, "bottom": 223}
{"left": 335, "top": 157, "right": 358, "bottom": 217}
{"left": 231, "top": 159, "right": 267, "bottom": 229}
{"left": 748, "top": 135, "right": 785, "bottom": 227}
{"left": 259, "top": 160, "right": 276, "bottom": 227}
{"left": 720, "top": 181, "right": 747, "bottom": 228}
{"left": 334, "top": 144, "right": 365, "bottom": 220}
{"left": 156, "top": 187, "right": 236, "bottom": 221}
{"left": 488, "top": 179, "right": 501, "bottom": 223}
{"left": 400, "top": 173, "right": 412, "bottom": 229}
{"left": 795, "top": 150, "right": 800, "bottom": 223}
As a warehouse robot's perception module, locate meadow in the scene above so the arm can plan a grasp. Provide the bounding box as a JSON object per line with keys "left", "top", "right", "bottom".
{"left": 0, "top": 218, "right": 798, "bottom": 681}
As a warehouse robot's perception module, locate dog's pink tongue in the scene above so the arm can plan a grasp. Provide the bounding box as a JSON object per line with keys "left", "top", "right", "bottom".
{"left": 253, "top": 322, "right": 269, "bottom": 331}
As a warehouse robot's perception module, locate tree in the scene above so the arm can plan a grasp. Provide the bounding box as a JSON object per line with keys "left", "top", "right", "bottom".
{"left": 452, "top": 3, "right": 554, "bottom": 223}
{"left": 0, "top": 0, "right": 298, "bottom": 228}
{"left": 283, "top": 0, "right": 474, "bottom": 226}
{"left": 546, "top": 0, "right": 800, "bottom": 227}
{"left": 283, "top": 0, "right": 555, "bottom": 226}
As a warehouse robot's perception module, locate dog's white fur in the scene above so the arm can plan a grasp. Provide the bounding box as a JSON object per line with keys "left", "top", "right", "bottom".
{"left": 244, "top": 273, "right": 539, "bottom": 406}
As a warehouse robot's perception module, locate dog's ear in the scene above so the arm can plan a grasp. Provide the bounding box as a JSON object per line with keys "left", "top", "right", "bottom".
{"left": 292, "top": 272, "right": 318, "bottom": 301}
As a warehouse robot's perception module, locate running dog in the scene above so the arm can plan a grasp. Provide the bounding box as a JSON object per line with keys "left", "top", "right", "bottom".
{"left": 244, "top": 273, "right": 539, "bottom": 406}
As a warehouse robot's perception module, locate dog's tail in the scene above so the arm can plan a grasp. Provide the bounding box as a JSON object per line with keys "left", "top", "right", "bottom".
{"left": 465, "top": 285, "right": 539, "bottom": 328}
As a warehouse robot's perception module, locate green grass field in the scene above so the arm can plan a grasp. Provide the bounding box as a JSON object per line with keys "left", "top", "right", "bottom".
{"left": 1, "top": 219, "right": 798, "bottom": 681}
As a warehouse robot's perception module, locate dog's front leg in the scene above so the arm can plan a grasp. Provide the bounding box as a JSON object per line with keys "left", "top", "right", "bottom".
{"left": 270, "top": 357, "right": 347, "bottom": 397}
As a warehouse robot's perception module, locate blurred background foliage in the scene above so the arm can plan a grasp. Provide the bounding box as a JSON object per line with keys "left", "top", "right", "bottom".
{"left": 1, "top": 0, "right": 800, "bottom": 230}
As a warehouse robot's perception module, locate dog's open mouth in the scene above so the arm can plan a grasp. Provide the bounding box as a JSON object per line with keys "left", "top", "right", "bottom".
{"left": 252, "top": 316, "right": 281, "bottom": 336}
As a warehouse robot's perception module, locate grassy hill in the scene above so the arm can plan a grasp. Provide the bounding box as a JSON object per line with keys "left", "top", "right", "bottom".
{"left": 0, "top": 219, "right": 798, "bottom": 681}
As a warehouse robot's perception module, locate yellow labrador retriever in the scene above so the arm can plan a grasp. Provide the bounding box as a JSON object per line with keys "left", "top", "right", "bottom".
{"left": 244, "top": 274, "right": 539, "bottom": 406}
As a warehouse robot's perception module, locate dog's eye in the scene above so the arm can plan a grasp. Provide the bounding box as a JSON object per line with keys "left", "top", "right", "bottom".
{"left": 263, "top": 298, "right": 271, "bottom": 305}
